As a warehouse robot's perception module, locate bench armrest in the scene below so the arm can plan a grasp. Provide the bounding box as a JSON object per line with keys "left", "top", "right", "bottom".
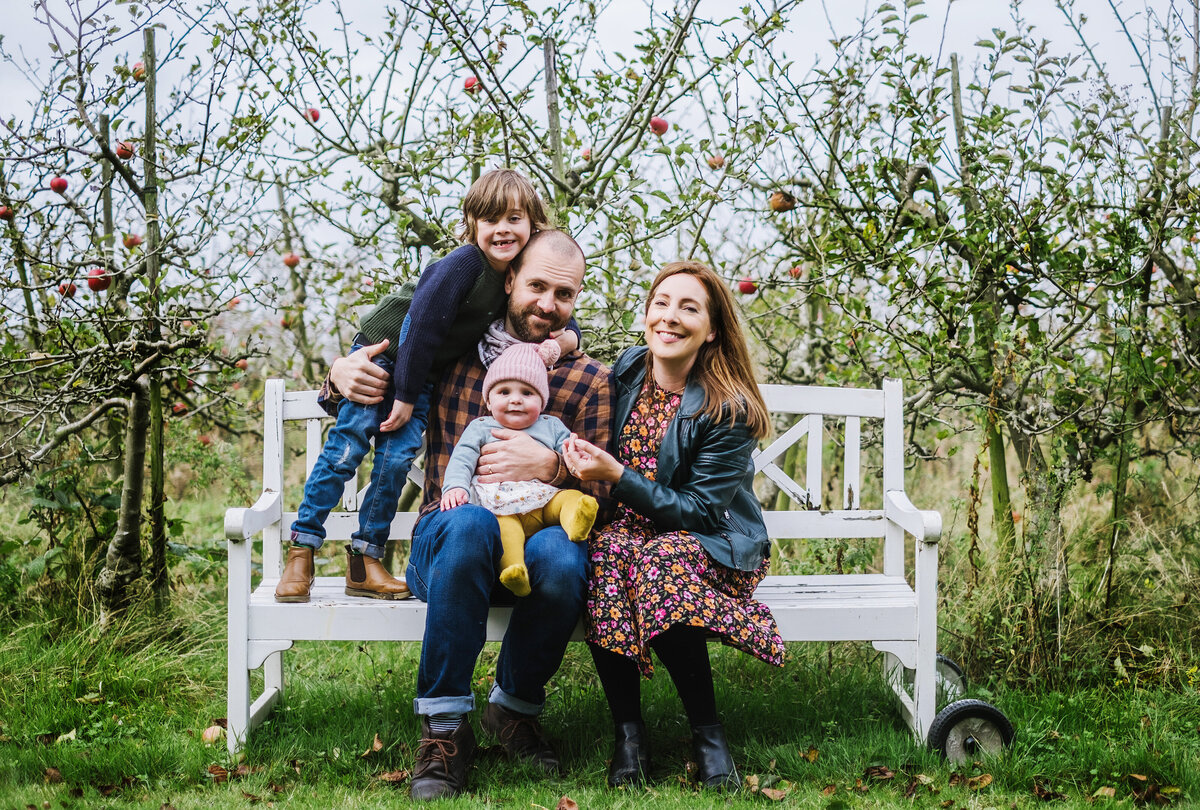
{"left": 224, "top": 490, "right": 283, "bottom": 542}
{"left": 884, "top": 490, "right": 941, "bottom": 543}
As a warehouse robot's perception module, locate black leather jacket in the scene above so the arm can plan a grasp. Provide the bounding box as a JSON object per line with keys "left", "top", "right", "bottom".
{"left": 609, "top": 346, "right": 769, "bottom": 572}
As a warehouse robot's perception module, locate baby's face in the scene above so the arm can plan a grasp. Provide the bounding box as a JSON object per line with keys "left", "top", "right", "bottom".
{"left": 487, "top": 380, "right": 543, "bottom": 430}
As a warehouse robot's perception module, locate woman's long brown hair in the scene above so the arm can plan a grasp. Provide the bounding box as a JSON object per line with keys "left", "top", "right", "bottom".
{"left": 645, "top": 261, "right": 770, "bottom": 439}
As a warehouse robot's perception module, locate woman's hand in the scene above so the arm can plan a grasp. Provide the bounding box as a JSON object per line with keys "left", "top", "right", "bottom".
{"left": 563, "top": 434, "right": 624, "bottom": 483}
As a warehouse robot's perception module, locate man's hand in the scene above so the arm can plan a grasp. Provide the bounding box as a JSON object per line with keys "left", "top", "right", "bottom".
{"left": 476, "top": 428, "right": 559, "bottom": 484}
{"left": 380, "top": 399, "right": 412, "bottom": 432}
{"left": 440, "top": 487, "right": 469, "bottom": 511}
{"left": 329, "top": 340, "right": 390, "bottom": 405}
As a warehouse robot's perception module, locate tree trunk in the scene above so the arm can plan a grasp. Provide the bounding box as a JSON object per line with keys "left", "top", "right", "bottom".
{"left": 142, "top": 29, "right": 169, "bottom": 611}
{"left": 97, "top": 378, "right": 150, "bottom": 628}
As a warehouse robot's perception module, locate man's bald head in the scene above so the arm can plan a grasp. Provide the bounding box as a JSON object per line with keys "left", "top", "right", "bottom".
{"left": 510, "top": 229, "right": 586, "bottom": 285}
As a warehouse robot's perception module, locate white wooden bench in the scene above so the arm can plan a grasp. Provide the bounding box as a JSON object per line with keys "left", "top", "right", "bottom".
{"left": 225, "top": 377, "right": 952, "bottom": 756}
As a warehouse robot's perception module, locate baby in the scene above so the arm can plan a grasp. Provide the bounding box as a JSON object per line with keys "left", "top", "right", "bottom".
{"left": 440, "top": 341, "right": 598, "bottom": 596}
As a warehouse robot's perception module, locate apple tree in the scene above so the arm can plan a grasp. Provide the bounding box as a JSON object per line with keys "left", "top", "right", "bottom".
{"left": 0, "top": 0, "right": 280, "bottom": 621}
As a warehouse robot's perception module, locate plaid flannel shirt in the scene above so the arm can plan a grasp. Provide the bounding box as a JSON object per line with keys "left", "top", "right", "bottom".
{"left": 417, "top": 349, "right": 615, "bottom": 524}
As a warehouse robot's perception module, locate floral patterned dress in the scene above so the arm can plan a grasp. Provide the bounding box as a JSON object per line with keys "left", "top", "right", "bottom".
{"left": 585, "top": 379, "right": 786, "bottom": 677}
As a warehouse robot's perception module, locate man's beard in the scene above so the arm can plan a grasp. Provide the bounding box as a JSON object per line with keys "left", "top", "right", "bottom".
{"left": 508, "top": 305, "right": 563, "bottom": 343}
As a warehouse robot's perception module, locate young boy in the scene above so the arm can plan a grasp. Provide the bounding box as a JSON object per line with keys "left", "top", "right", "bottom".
{"left": 277, "top": 169, "right": 576, "bottom": 602}
{"left": 439, "top": 341, "right": 598, "bottom": 597}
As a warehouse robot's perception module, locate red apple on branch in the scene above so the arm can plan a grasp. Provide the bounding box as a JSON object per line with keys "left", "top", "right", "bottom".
{"left": 788, "top": 265, "right": 803, "bottom": 279}
{"left": 769, "top": 191, "right": 796, "bottom": 212}
{"left": 283, "top": 253, "right": 300, "bottom": 268}
{"left": 464, "top": 76, "right": 481, "bottom": 95}
{"left": 123, "top": 233, "right": 143, "bottom": 249}
{"left": 87, "top": 268, "right": 111, "bottom": 292}
{"left": 50, "top": 177, "right": 68, "bottom": 194}
{"left": 737, "top": 277, "right": 757, "bottom": 295}
{"left": 198, "top": 434, "right": 213, "bottom": 447}
{"left": 235, "top": 358, "right": 249, "bottom": 370}
{"left": 581, "top": 147, "right": 592, "bottom": 161}
{"left": 304, "top": 107, "right": 320, "bottom": 123}
{"left": 58, "top": 281, "right": 77, "bottom": 298}
{"left": 131, "top": 61, "right": 146, "bottom": 81}
{"left": 171, "top": 402, "right": 187, "bottom": 415}
{"left": 115, "top": 141, "right": 134, "bottom": 159}
{"left": 707, "top": 154, "right": 725, "bottom": 170}
{"left": 0, "top": 205, "right": 13, "bottom": 222}
{"left": 228, "top": 297, "right": 241, "bottom": 309}
{"left": 649, "top": 116, "right": 669, "bottom": 136}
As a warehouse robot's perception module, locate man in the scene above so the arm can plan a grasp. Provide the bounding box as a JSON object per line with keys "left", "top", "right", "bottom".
{"left": 327, "top": 229, "right": 612, "bottom": 800}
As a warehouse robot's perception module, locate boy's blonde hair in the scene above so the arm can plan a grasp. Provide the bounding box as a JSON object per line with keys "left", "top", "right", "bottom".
{"left": 459, "top": 169, "right": 553, "bottom": 244}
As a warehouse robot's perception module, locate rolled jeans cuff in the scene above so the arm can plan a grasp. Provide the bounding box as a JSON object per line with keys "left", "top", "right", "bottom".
{"left": 413, "top": 694, "right": 475, "bottom": 717}
{"left": 488, "top": 681, "right": 543, "bottom": 716}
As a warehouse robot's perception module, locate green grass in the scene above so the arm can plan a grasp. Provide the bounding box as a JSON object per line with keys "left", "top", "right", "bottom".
{"left": 1, "top": 593, "right": 1197, "bottom": 809}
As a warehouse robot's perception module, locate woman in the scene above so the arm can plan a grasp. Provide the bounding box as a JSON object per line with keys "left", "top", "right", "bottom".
{"left": 564, "top": 261, "right": 784, "bottom": 790}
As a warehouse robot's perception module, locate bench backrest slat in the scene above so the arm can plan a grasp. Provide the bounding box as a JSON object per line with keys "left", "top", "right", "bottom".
{"left": 265, "top": 378, "right": 908, "bottom": 566}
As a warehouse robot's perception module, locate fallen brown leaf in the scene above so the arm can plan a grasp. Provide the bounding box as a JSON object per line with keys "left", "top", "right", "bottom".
{"left": 761, "top": 787, "right": 788, "bottom": 800}
{"left": 269, "top": 782, "right": 286, "bottom": 793}
{"left": 241, "top": 791, "right": 261, "bottom": 804}
{"left": 802, "top": 746, "right": 819, "bottom": 763}
{"left": 44, "top": 767, "right": 62, "bottom": 784}
{"left": 967, "top": 773, "right": 993, "bottom": 790}
{"left": 1093, "top": 786, "right": 1117, "bottom": 799}
{"left": 213, "top": 717, "right": 228, "bottom": 729}
{"left": 361, "top": 733, "right": 384, "bottom": 758}
{"left": 948, "top": 773, "right": 964, "bottom": 787}
{"left": 904, "top": 778, "right": 920, "bottom": 799}
{"left": 556, "top": 797, "right": 579, "bottom": 810}
{"left": 207, "top": 764, "right": 229, "bottom": 783}
{"left": 865, "top": 764, "right": 895, "bottom": 781}
{"left": 377, "top": 770, "right": 410, "bottom": 784}
{"left": 821, "top": 783, "right": 836, "bottom": 795}
{"left": 35, "top": 733, "right": 55, "bottom": 745}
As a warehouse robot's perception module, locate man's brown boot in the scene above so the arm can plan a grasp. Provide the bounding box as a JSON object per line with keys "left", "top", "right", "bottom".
{"left": 409, "top": 716, "right": 475, "bottom": 800}
{"left": 274, "top": 545, "right": 314, "bottom": 603}
{"left": 344, "top": 546, "right": 411, "bottom": 599}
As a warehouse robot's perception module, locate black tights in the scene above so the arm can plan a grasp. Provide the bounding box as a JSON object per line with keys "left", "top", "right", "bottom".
{"left": 589, "top": 625, "right": 717, "bottom": 727}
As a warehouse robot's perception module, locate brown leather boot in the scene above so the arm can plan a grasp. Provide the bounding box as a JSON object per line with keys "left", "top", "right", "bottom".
{"left": 344, "top": 546, "right": 411, "bottom": 599}
{"left": 409, "top": 716, "right": 475, "bottom": 800}
{"left": 274, "top": 545, "right": 314, "bottom": 603}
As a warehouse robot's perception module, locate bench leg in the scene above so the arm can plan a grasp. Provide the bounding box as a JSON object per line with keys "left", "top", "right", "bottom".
{"left": 227, "top": 625, "right": 250, "bottom": 755}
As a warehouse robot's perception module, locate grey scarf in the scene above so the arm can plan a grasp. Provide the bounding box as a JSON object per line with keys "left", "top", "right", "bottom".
{"left": 477, "top": 319, "right": 524, "bottom": 367}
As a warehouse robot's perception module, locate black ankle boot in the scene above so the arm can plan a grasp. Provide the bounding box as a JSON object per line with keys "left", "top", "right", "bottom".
{"left": 607, "top": 720, "right": 650, "bottom": 787}
{"left": 690, "top": 722, "right": 740, "bottom": 789}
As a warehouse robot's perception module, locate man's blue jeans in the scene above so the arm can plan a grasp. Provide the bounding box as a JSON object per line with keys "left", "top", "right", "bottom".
{"left": 406, "top": 504, "right": 587, "bottom": 717}
{"left": 291, "top": 347, "right": 433, "bottom": 560}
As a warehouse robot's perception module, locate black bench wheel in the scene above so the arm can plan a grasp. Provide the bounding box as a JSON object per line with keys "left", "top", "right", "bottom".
{"left": 928, "top": 699, "right": 1014, "bottom": 763}
{"left": 935, "top": 653, "right": 966, "bottom": 704}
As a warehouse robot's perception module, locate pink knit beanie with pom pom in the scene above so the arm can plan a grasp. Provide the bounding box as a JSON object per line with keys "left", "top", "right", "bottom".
{"left": 482, "top": 340, "right": 561, "bottom": 407}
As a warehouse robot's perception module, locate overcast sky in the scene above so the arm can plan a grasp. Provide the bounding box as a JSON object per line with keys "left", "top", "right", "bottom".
{"left": 1, "top": 0, "right": 1186, "bottom": 115}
